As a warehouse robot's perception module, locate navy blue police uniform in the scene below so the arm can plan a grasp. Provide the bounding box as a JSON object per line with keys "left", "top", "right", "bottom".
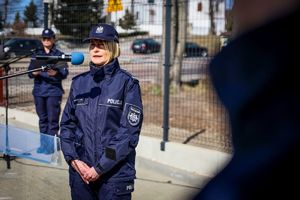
{"left": 28, "top": 28, "right": 69, "bottom": 154}
{"left": 60, "top": 24, "right": 143, "bottom": 200}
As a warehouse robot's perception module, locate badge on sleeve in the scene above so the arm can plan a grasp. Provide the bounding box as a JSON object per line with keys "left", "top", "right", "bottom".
{"left": 127, "top": 105, "right": 141, "bottom": 126}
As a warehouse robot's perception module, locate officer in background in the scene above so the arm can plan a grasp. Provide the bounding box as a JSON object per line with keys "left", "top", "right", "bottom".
{"left": 60, "top": 23, "right": 143, "bottom": 200}
{"left": 28, "top": 28, "right": 69, "bottom": 154}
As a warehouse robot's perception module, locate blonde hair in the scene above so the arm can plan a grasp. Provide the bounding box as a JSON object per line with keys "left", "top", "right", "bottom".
{"left": 103, "top": 41, "right": 120, "bottom": 60}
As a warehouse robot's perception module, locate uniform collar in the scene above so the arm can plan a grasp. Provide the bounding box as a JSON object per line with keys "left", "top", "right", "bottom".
{"left": 37, "top": 44, "right": 58, "bottom": 55}
{"left": 90, "top": 59, "right": 120, "bottom": 81}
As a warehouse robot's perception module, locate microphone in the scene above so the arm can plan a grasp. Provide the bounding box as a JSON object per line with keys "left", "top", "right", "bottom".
{"left": 35, "top": 52, "right": 84, "bottom": 65}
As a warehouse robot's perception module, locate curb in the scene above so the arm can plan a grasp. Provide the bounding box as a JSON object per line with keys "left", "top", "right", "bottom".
{"left": 0, "top": 106, "right": 231, "bottom": 179}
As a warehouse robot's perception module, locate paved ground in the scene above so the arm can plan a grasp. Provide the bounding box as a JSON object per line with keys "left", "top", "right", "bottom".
{"left": 0, "top": 156, "right": 206, "bottom": 200}
{"left": 0, "top": 117, "right": 210, "bottom": 200}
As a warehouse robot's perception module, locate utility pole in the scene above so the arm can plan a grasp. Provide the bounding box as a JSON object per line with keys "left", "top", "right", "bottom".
{"left": 3, "top": 0, "right": 9, "bottom": 26}
{"left": 43, "top": 0, "right": 54, "bottom": 29}
{"left": 131, "top": 0, "right": 134, "bottom": 14}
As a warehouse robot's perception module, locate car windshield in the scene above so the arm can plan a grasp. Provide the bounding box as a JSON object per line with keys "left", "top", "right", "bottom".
{"left": 4, "top": 38, "right": 18, "bottom": 46}
{"left": 134, "top": 40, "right": 145, "bottom": 45}
{"left": 186, "top": 42, "right": 198, "bottom": 48}
{"left": 134, "top": 39, "right": 157, "bottom": 44}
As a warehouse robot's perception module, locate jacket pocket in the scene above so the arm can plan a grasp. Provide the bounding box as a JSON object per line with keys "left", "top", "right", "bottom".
{"left": 74, "top": 97, "right": 89, "bottom": 118}
{"left": 114, "top": 180, "right": 134, "bottom": 196}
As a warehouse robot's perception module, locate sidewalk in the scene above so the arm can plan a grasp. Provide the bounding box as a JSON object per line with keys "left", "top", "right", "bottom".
{"left": 0, "top": 156, "right": 206, "bottom": 200}
{"left": 0, "top": 115, "right": 210, "bottom": 200}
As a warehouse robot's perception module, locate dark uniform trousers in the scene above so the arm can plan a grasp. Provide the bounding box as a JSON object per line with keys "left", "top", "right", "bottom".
{"left": 70, "top": 169, "right": 133, "bottom": 200}
{"left": 34, "top": 95, "right": 62, "bottom": 153}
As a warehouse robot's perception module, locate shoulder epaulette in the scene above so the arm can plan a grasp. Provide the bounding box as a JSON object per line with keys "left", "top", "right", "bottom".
{"left": 132, "top": 76, "right": 139, "bottom": 83}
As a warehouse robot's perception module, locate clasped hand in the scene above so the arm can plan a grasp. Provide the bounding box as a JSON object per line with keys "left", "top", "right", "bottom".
{"left": 71, "top": 159, "right": 100, "bottom": 184}
{"left": 32, "top": 68, "right": 57, "bottom": 76}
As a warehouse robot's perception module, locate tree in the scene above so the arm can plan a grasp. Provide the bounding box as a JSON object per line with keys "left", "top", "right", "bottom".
{"left": 225, "top": 9, "right": 233, "bottom": 32}
{"left": 169, "top": 0, "right": 225, "bottom": 90}
{"left": 23, "top": 0, "right": 39, "bottom": 27}
{"left": 119, "top": 9, "right": 136, "bottom": 30}
{"left": 3, "top": 0, "right": 9, "bottom": 26}
{"left": 209, "top": 0, "right": 224, "bottom": 35}
{"left": 54, "top": 0, "right": 105, "bottom": 37}
{"left": 171, "top": 0, "right": 187, "bottom": 91}
{"left": 12, "top": 12, "right": 26, "bottom": 35}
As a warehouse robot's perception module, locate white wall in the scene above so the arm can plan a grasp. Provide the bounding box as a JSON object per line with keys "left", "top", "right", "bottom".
{"left": 188, "top": 0, "right": 226, "bottom": 35}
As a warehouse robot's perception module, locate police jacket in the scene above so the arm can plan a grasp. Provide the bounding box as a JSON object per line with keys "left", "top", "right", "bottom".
{"left": 28, "top": 45, "right": 69, "bottom": 97}
{"left": 60, "top": 59, "right": 143, "bottom": 182}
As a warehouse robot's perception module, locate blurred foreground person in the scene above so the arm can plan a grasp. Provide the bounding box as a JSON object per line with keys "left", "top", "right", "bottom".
{"left": 193, "top": 1, "right": 300, "bottom": 199}
{"left": 28, "top": 28, "right": 69, "bottom": 154}
{"left": 60, "top": 23, "right": 143, "bottom": 200}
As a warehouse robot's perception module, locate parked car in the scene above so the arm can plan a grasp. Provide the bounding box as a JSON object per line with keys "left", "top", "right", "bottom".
{"left": 184, "top": 42, "right": 208, "bottom": 57}
{"left": 131, "top": 38, "right": 161, "bottom": 54}
{"left": 3, "top": 37, "right": 43, "bottom": 59}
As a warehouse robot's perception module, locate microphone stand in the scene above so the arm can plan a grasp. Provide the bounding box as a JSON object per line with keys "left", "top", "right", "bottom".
{"left": 0, "top": 66, "right": 48, "bottom": 80}
{"left": 0, "top": 52, "right": 41, "bottom": 169}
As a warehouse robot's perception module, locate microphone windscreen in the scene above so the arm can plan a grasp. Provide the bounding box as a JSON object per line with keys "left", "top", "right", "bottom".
{"left": 71, "top": 52, "right": 84, "bottom": 65}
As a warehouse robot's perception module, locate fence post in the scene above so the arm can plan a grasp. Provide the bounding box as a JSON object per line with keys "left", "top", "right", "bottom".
{"left": 0, "top": 68, "right": 4, "bottom": 105}
{"left": 43, "top": 1, "right": 49, "bottom": 29}
{"left": 161, "top": 0, "right": 172, "bottom": 151}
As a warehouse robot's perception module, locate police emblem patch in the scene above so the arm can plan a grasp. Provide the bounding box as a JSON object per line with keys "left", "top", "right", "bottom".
{"left": 127, "top": 106, "right": 141, "bottom": 126}
{"left": 96, "top": 26, "right": 104, "bottom": 33}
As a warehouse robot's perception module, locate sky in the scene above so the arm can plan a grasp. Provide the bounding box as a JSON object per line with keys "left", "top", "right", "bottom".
{"left": 0, "top": 0, "right": 43, "bottom": 24}
{"left": 0, "top": 0, "right": 234, "bottom": 25}
{"left": 226, "top": 0, "right": 234, "bottom": 10}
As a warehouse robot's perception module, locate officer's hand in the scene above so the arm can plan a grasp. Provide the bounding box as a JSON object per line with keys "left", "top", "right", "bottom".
{"left": 71, "top": 160, "right": 90, "bottom": 184}
{"left": 84, "top": 167, "right": 100, "bottom": 182}
{"left": 47, "top": 69, "right": 58, "bottom": 76}
{"left": 32, "top": 71, "right": 41, "bottom": 76}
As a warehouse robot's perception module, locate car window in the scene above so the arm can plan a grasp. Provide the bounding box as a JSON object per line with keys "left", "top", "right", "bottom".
{"left": 9, "top": 38, "right": 39, "bottom": 46}
{"left": 4, "top": 38, "right": 17, "bottom": 46}
{"left": 187, "top": 42, "right": 200, "bottom": 48}
{"left": 3, "top": 38, "right": 42, "bottom": 57}
{"left": 28, "top": 40, "right": 37, "bottom": 48}
{"left": 19, "top": 40, "right": 27, "bottom": 48}
{"left": 133, "top": 40, "right": 144, "bottom": 45}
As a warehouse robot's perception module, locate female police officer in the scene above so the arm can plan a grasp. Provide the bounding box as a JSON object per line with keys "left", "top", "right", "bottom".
{"left": 28, "top": 28, "right": 69, "bottom": 154}
{"left": 60, "top": 23, "right": 143, "bottom": 200}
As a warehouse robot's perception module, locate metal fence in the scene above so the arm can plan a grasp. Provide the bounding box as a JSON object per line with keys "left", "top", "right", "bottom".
{"left": 0, "top": 0, "right": 231, "bottom": 153}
